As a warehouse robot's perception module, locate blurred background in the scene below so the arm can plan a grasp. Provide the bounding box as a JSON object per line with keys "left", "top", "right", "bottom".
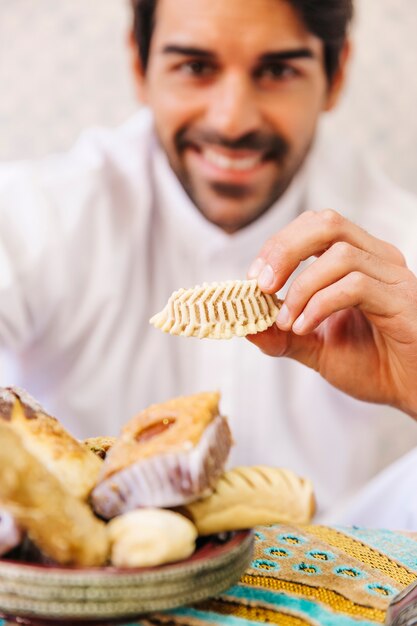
{"left": 1, "top": 0, "right": 417, "bottom": 193}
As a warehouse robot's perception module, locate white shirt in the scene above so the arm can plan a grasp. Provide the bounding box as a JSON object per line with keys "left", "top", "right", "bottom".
{"left": 1, "top": 107, "right": 417, "bottom": 521}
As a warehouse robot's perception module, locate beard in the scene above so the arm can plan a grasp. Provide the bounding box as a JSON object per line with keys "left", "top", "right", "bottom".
{"left": 159, "top": 125, "right": 311, "bottom": 231}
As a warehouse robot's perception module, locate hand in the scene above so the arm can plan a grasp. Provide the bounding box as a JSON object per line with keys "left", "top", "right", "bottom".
{"left": 247, "top": 209, "right": 417, "bottom": 419}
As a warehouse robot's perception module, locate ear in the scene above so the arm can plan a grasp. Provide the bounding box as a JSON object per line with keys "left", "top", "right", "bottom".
{"left": 323, "top": 39, "right": 352, "bottom": 112}
{"left": 127, "top": 31, "right": 148, "bottom": 104}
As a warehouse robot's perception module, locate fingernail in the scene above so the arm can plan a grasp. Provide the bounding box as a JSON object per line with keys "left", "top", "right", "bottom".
{"left": 276, "top": 303, "right": 290, "bottom": 328}
{"left": 258, "top": 264, "right": 275, "bottom": 290}
{"left": 248, "top": 257, "right": 265, "bottom": 279}
{"left": 292, "top": 313, "right": 305, "bottom": 333}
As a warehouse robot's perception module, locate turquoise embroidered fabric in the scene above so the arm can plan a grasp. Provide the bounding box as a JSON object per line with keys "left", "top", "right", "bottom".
{"left": 137, "top": 524, "right": 417, "bottom": 625}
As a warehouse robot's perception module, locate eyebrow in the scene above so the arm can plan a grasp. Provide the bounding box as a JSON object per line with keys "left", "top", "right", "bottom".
{"left": 162, "top": 45, "right": 214, "bottom": 58}
{"left": 260, "top": 49, "right": 315, "bottom": 62}
{"left": 162, "top": 44, "right": 316, "bottom": 63}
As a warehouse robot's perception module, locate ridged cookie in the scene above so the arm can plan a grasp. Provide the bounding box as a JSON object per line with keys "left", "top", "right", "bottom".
{"left": 0, "top": 421, "right": 109, "bottom": 566}
{"left": 183, "top": 465, "right": 315, "bottom": 535}
{"left": 149, "top": 279, "right": 281, "bottom": 339}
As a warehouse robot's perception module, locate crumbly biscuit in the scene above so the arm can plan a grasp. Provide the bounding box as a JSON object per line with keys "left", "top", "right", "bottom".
{"left": 0, "top": 420, "right": 109, "bottom": 566}
{"left": 108, "top": 509, "right": 197, "bottom": 567}
{"left": 150, "top": 279, "right": 281, "bottom": 339}
{"left": 0, "top": 387, "right": 102, "bottom": 500}
{"left": 183, "top": 466, "right": 315, "bottom": 535}
{"left": 81, "top": 436, "right": 117, "bottom": 460}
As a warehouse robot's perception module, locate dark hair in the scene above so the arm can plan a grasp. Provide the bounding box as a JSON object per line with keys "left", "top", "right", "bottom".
{"left": 131, "top": 0, "right": 354, "bottom": 82}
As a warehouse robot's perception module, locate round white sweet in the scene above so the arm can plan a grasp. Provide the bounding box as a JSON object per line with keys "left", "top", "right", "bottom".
{"left": 108, "top": 508, "right": 197, "bottom": 568}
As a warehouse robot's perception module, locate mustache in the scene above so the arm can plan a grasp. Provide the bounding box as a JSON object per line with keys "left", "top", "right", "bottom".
{"left": 175, "top": 128, "right": 289, "bottom": 160}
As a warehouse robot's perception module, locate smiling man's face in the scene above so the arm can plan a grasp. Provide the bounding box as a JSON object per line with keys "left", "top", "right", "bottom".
{"left": 135, "top": 0, "right": 346, "bottom": 232}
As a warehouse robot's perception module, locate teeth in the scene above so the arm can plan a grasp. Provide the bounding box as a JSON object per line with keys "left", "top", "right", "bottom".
{"left": 203, "top": 148, "right": 261, "bottom": 171}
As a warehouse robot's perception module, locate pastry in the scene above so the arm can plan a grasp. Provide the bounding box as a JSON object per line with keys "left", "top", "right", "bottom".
{"left": 81, "top": 436, "right": 117, "bottom": 460}
{"left": 149, "top": 279, "right": 281, "bottom": 339}
{"left": 0, "top": 510, "right": 22, "bottom": 557}
{"left": 108, "top": 509, "right": 197, "bottom": 567}
{"left": 182, "top": 465, "right": 315, "bottom": 535}
{"left": 0, "top": 420, "right": 109, "bottom": 566}
{"left": 0, "top": 387, "right": 102, "bottom": 500}
{"left": 91, "top": 392, "right": 232, "bottom": 518}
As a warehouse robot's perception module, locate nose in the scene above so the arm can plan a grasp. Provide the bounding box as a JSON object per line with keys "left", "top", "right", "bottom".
{"left": 205, "top": 71, "right": 261, "bottom": 140}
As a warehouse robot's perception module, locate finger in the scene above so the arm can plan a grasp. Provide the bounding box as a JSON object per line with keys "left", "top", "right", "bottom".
{"left": 247, "top": 209, "right": 406, "bottom": 293}
{"left": 290, "top": 272, "right": 404, "bottom": 335}
{"left": 246, "top": 324, "right": 322, "bottom": 371}
{"left": 276, "top": 241, "right": 405, "bottom": 331}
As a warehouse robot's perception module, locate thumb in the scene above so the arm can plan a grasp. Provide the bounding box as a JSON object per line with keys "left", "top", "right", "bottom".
{"left": 246, "top": 323, "right": 321, "bottom": 371}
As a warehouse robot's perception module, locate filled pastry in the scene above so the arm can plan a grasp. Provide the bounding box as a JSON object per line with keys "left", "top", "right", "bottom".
{"left": 182, "top": 465, "right": 315, "bottom": 535}
{"left": 91, "top": 391, "right": 232, "bottom": 518}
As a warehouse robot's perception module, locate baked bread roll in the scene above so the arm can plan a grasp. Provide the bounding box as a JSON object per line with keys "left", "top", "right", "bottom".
{"left": 92, "top": 392, "right": 232, "bottom": 518}
{"left": 182, "top": 466, "right": 315, "bottom": 535}
{"left": 0, "top": 387, "right": 102, "bottom": 500}
{"left": 0, "top": 510, "right": 22, "bottom": 557}
{"left": 150, "top": 279, "right": 281, "bottom": 339}
{"left": 108, "top": 509, "right": 197, "bottom": 568}
{"left": 0, "top": 421, "right": 109, "bottom": 566}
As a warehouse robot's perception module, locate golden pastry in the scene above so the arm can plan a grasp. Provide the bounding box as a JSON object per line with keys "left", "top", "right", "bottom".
{"left": 0, "top": 421, "right": 109, "bottom": 566}
{"left": 182, "top": 465, "right": 315, "bottom": 535}
{"left": 91, "top": 392, "right": 232, "bottom": 518}
{"left": 150, "top": 279, "right": 281, "bottom": 339}
{"left": 0, "top": 387, "right": 101, "bottom": 500}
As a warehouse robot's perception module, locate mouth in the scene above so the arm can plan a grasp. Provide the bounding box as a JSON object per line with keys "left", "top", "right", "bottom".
{"left": 202, "top": 147, "right": 264, "bottom": 172}
{"left": 185, "top": 144, "right": 273, "bottom": 185}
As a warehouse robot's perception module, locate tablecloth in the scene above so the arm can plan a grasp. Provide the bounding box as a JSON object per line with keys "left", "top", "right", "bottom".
{"left": 137, "top": 524, "right": 417, "bottom": 625}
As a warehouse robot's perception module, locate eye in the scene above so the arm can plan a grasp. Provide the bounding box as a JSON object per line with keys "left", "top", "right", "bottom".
{"left": 255, "top": 63, "right": 298, "bottom": 81}
{"left": 178, "top": 60, "right": 216, "bottom": 78}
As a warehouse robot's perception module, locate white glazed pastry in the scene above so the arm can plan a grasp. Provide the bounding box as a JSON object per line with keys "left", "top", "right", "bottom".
{"left": 0, "top": 510, "right": 22, "bottom": 556}
{"left": 150, "top": 279, "right": 281, "bottom": 339}
{"left": 108, "top": 509, "right": 197, "bottom": 568}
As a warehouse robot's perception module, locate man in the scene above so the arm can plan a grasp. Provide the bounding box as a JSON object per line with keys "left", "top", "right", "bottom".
{"left": 1, "top": 0, "right": 417, "bottom": 525}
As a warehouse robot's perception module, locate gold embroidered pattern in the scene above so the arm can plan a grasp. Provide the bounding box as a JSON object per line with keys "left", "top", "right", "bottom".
{"left": 197, "top": 598, "right": 311, "bottom": 625}
{"left": 241, "top": 574, "right": 386, "bottom": 622}
{"left": 306, "top": 526, "right": 416, "bottom": 586}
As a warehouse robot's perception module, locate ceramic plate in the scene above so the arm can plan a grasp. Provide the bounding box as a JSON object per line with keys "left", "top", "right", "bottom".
{"left": 0, "top": 530, "right": 253, "bottom": 625}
